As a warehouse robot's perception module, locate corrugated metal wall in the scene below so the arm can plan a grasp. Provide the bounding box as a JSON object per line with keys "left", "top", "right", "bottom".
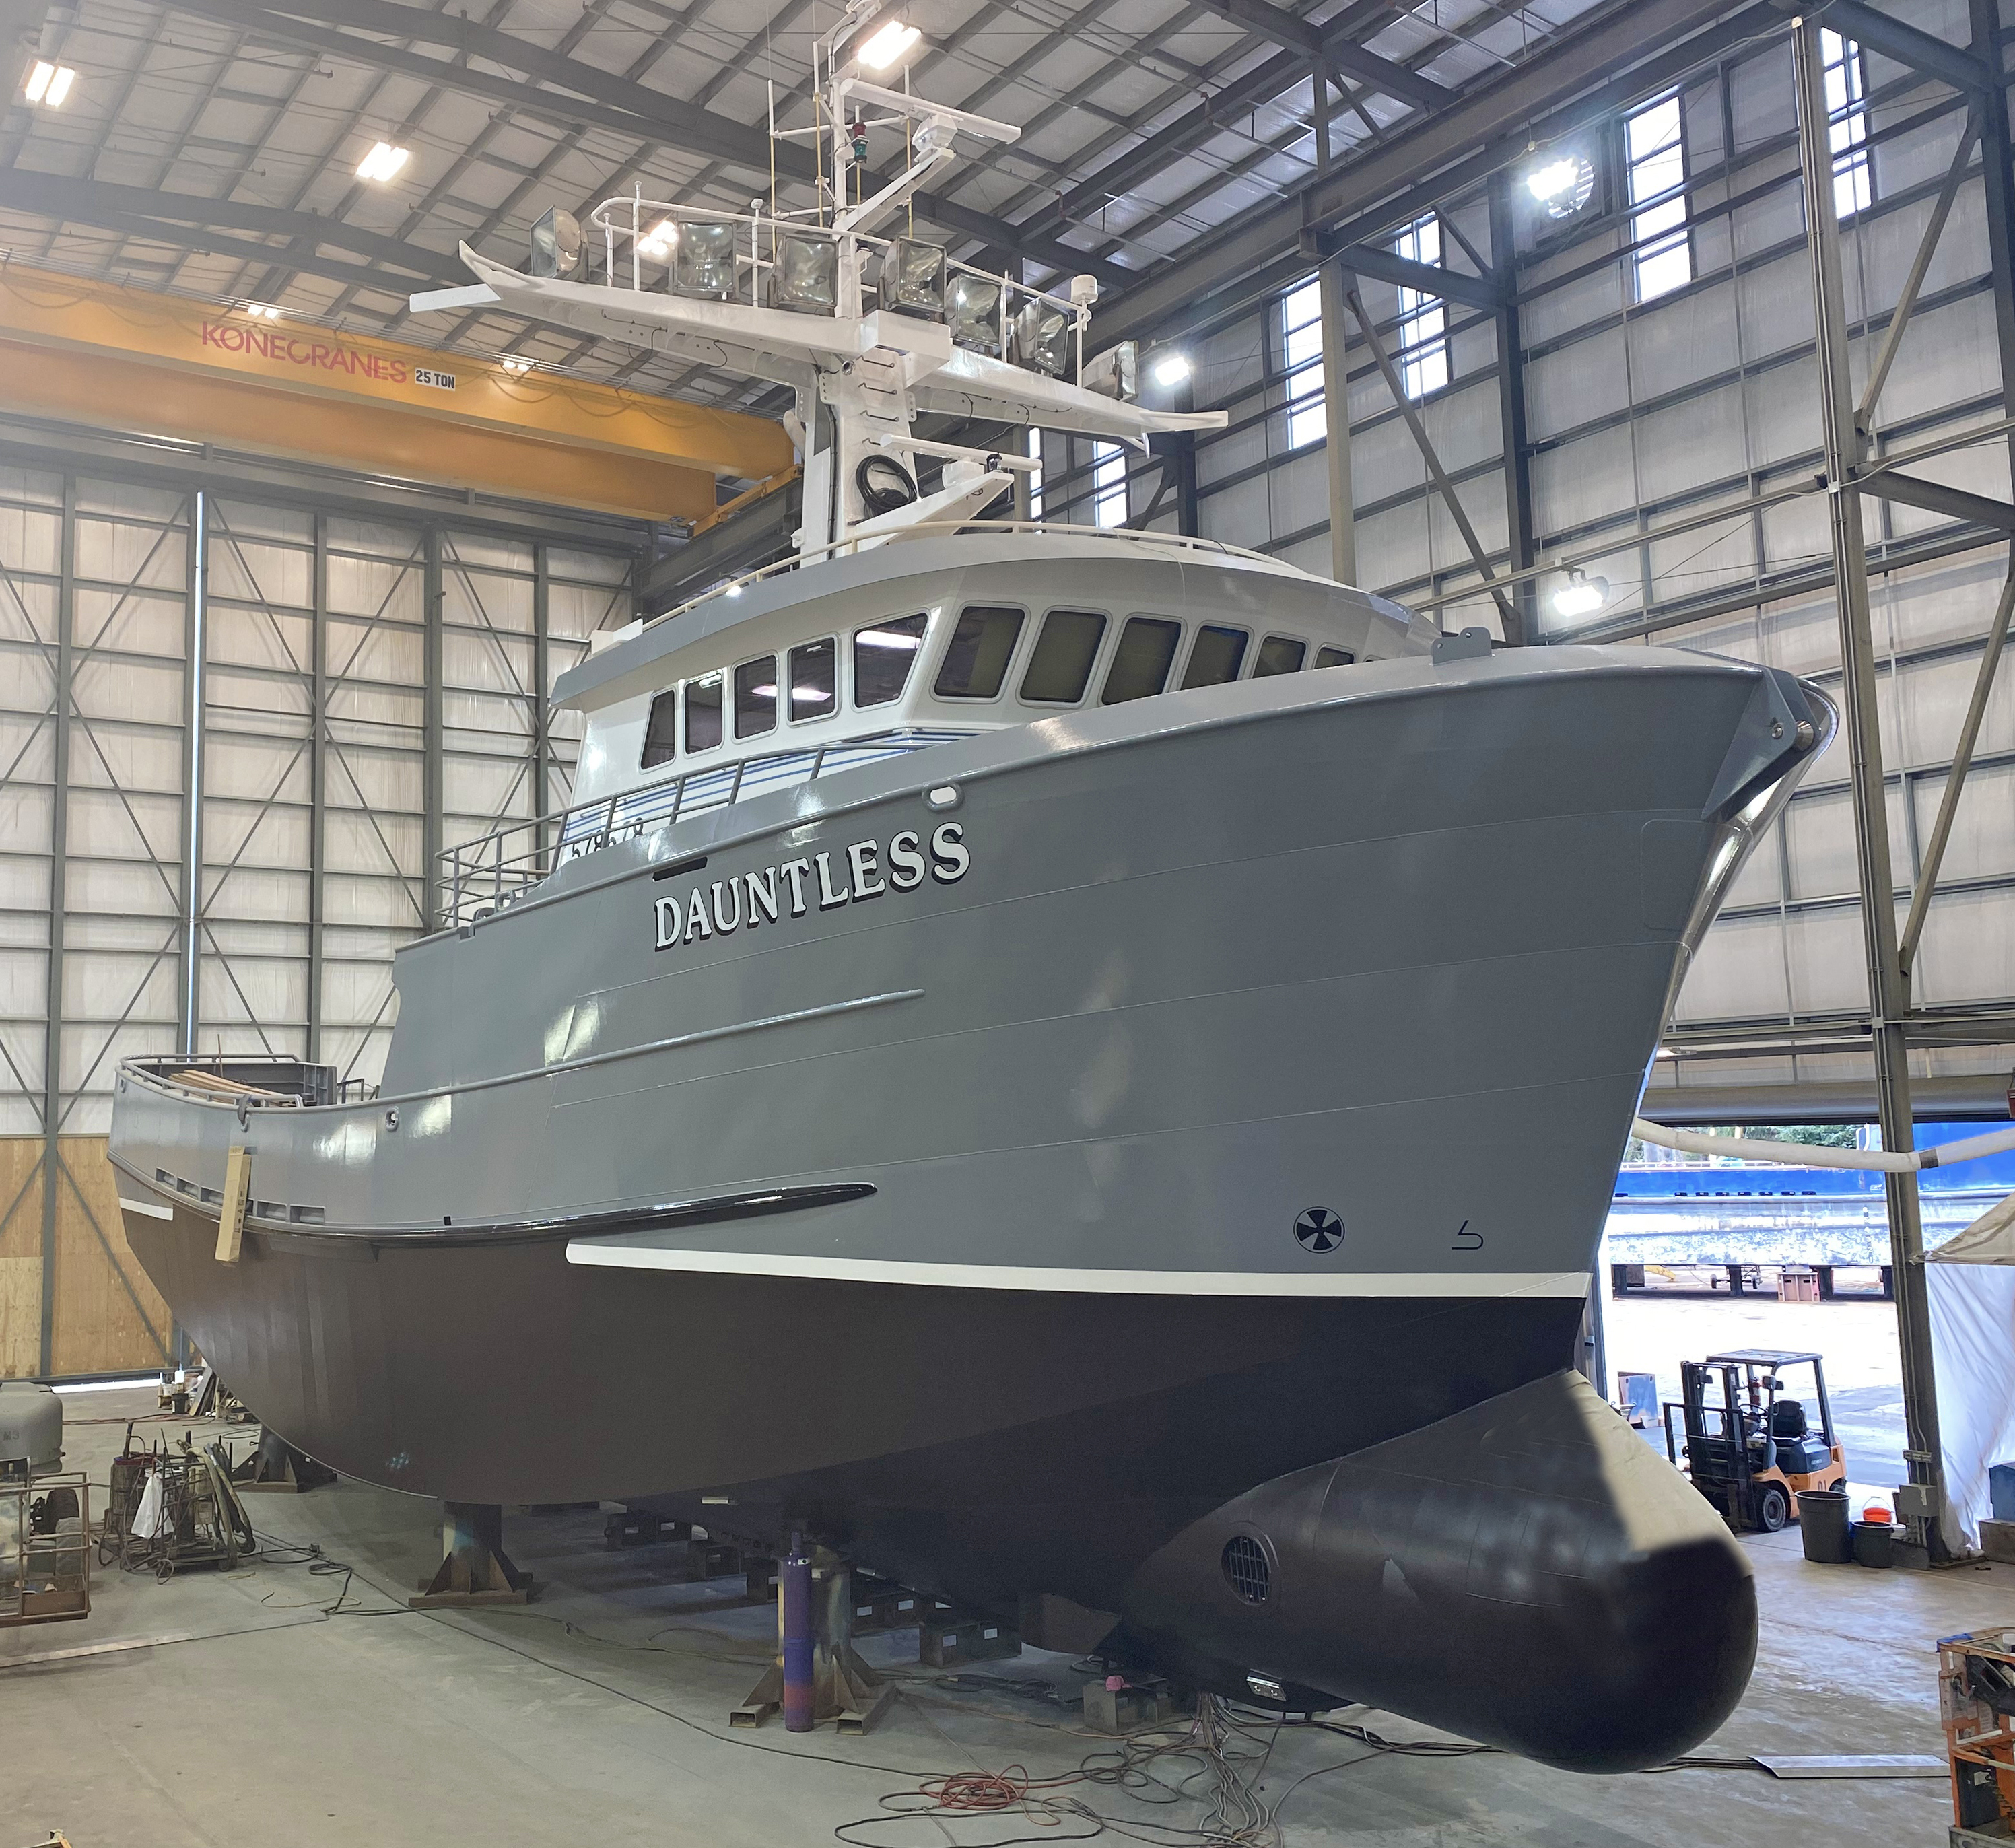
{"left": 0, "top": 463, "right": 633, "bottom": 1374}
{"left": 1051, "top": 27, "right": 2013, "bottom": 1081}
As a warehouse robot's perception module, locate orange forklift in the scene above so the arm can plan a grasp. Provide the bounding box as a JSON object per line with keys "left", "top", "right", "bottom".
{"left": 1662, "top": 1349, "right": 1847, "bottom": 1532}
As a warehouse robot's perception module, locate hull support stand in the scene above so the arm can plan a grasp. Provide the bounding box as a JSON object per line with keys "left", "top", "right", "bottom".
{"left": 732, "top": 1553, "right": 892, "bottom": 1734}
{"left": 409, "top": 1501, "right": 535, "bottom": 1608}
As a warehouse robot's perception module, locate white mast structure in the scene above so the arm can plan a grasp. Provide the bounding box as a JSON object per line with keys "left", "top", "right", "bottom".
{"left": 418, "top": 0, "right": 1225, "bottom": 558}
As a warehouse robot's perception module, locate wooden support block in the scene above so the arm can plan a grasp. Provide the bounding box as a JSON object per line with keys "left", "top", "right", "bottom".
{"left": 215, "top": 1145, "right": 251, "bottom": 1264}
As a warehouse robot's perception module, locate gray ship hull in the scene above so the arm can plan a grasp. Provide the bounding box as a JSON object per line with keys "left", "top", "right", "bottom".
{"left": 110, "top": 641, "right": 1827, "bottom": 1767}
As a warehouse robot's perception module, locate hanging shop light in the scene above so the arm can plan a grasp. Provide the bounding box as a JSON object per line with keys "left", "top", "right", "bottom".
{"left": 638, "top": 218, "right": 679, "bottom": 260}
{"left": 1550, "top": 568, "right": 1609, "bottom": 619}
{"left": 675, "top": 221, "right": 739, "bottom": 300}
{"left": 944, "top": 272, "right": 1003, "bottom": 354}
{"left": 24, "top": 61, "right": 75, "bottom": 106}
{"left": 770, "top": 232, "right": 840, "bottom": 314}
{"left": 883, "top": 238, "right": 945, "bottom": 316}
{"left": 1013, "top": 300, "right": 1070, "bottom": 377}
{"left": 1525, "top": 149, "right": 1595, "bottom": 220}
{"left": 858, "top": 18, "right": 922, "bottom": 69}
{"left": 498, "top": 355, "right": 534, "bottom": 376}
{"left": 1150, "top": 351, "right": 1192, "bottom": 389}
{"left": 355, "top": 141, "right": 411, "bottom": 183}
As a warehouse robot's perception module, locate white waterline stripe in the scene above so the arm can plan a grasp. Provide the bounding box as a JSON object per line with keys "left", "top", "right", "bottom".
{"left": 118, "top": 1196, "right": 174, "bottom": 1221}
{"left": 562, "top": 1244, "right": 1592, "bottom": 1298}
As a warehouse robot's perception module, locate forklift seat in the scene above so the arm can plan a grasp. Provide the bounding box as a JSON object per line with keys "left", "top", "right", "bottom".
{"left": 1769, "top": 1400, "right": 1831, "bottom": 1474}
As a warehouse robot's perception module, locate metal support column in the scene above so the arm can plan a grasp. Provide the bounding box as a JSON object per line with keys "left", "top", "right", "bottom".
{"left": 38, "top": 478, "right": 75, "bottom": 1378}
{"left": 422, "top": 527, "right": 444, "bottom": 934}
{"left": 532, "top": 539, "right": 552, "bottom": 860}
{"left": 307, "top": 512, "right": 327, "bottom": 1064}
{"left": 1794, "top": 15, "right": 1947, "bottom": 1559}
{"left": 1488, "top": 172, "right": 1536, "bottom": 645}
{"left": 179, "top": 487, "right": 207, "bottom": 1056}
{"left": 1319, "top": 261, "right": 1357, "bottom": 584}
{"left": 1969, "top": 0, "right": 2015, "bottom": 533}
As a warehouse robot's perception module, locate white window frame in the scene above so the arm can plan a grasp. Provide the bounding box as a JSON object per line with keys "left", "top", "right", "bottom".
{"left": 1093, "top": 440, "right": 1127, "bottom": 528}
{"left": 1281, "top": 277, "right": 1325, "bottom": 449}
{"left": 1392, "top": 213, "right": 1449, "bottom": 400}
{"left": 1626, "top": 90, "right": 1692, "bottom": 304}
{"left": 1823, "top": 30, "right": 1872, "bottom": 219}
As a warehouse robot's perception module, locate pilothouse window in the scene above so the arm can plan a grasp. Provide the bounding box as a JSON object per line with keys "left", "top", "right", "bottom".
{"left": 1253, "top": 636, "right": 1306, "bottom": 677}
{"left": 1020, "top": 609, "right": 1106, "bottom": 704}
{"left": 685, "top": 674, "right": 723, "bottom": 753}
{"left": 854, "top": 614, "right": 927, "bottom": 706}
{"left": 934, "top": 605, "right": 1025, "bottom": 699}
{"left": 642, "top": 689, "right": 679, "bottom": 767}
{"left": 790, "top": 638, "right": 836, "bottom": 721}
{"left": 1314, "top": 646, "right": 1356, "bottom": 669}
{"left": 1182, "top": 625, "right": 1249, "bottom": 689}
{"left": 1102, "top": 617, "right": 1182, "bottom": 704}
{"left": 734, "top": 657, "right": 778, "bottom": 739}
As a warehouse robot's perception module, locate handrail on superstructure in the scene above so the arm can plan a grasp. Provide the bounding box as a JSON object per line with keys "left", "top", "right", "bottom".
{"left": 646, "top": 518, "right": 1289, "bottom": 634}
{"left": 434, "top": 728, "right": 969, "bottom": 931}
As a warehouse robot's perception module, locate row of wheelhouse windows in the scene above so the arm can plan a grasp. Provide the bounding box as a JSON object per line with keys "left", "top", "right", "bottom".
{"left": 640, "top": 607, "right": 1357, "bottom": 769}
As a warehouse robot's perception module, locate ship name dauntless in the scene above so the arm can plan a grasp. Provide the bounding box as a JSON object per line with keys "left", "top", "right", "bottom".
{"left": 654, "top": 823, "right": 969, "bottom": 951}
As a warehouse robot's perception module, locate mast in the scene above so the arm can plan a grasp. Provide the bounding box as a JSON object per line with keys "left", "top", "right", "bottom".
{"left": 415, "top": 0, "right": 1224, "bottom": 560}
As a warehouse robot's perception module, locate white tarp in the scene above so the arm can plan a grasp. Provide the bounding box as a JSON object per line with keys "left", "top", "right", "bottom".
{"left": 1929, "top": 1194, "right": 2015, "bottom": 1550}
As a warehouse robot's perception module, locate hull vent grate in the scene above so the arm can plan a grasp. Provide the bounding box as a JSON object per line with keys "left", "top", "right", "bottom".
{"left": 1221, "top": 1535, "right": 1270, "bottom": 1604}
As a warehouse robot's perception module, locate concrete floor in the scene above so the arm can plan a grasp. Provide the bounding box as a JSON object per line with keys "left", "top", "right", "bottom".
{"left": 2, "top": 1383, "right": 1982, "bottom": 1845}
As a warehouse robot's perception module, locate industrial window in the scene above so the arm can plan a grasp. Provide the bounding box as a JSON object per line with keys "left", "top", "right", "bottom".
{"left": 1093, "top": 442, "right": 1128, "bottom": 527}
{"left": 854, "top": 614, "right": 927, "bottom": 706}
{"left": 788, "top": 638, "right": 836, "bottom": 722}
{"left": 1181, "top": 624, "right": 1250, "bottom": 688}
{"left": 1314, "top": 646, "right": 1357, "bottom": 669}
{"left": 1823, "top": 30, "right": 1871, "bottom": 217}
{"left": 1101, "top": 617, "right": 1182, "bottom": 704}
{"left": 684, "top": 673, "right": 724, "bottom": 753}
{"left": 1027, "top": 427, "right": 1044, "bottom": 520}
{"left": 1392, "top": 215, "right": 1448, "bottom": 400}
{"left": 1020, "top": 608, "right": 1106, "bottom": 704}
{"left": 1627, "top": 91, "right": 1691, "bottom": 302}
{"left": 1281, "top": 278, "right": 1324, "bottom": 449}
{"left": 934, "top": 605, "right": 1025, "bottom": 698}
{"left": 733, "top": 656, "right": 778, "bottom": 739}
{"left": 1252, "top": 635, "right": 1307, "bottom": 677}
{"left": 641, "top": 689, "right": 679, "bottom": 768}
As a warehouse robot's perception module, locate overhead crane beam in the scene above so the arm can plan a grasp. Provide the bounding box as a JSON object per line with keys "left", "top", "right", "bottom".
{"left": 0, "top": 267, "right": 790, "bottom": 522}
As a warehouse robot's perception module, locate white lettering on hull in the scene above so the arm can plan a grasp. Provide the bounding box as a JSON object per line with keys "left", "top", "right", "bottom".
{"left": 655, "top": 824, "right": 966, "bottom": 951}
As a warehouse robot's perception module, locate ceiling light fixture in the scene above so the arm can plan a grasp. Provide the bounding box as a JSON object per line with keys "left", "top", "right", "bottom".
{"left": 25, "top": 61, "right": 75, "bottom": 106}
{"left": 1550, "top": 568, "right": 1609, "bottom": 620}
{"left": 355, "top": 141, "right": 411, "bottom": 184}
{"left": 638, "top": 218, "right": 678, "bottom": 259}
{"left": 498, "top": 355, "right": 533, "bottom": 375}
{"left": 242, "top": 302, "right": 281, "bottom": 320}
{"left": 1151, "top": 351, "right": 1192, "bottom": 389}
{"left": 858, "top": 19, "right": 922, "bottom": 68}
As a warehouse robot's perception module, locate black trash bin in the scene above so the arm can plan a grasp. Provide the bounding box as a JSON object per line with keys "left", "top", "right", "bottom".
{"left": 1798, "top": 1489, "right": 1852, "bottom": 1563}
{"left": 1851, "top": 1519, "right": 1895, "bottom": 1568}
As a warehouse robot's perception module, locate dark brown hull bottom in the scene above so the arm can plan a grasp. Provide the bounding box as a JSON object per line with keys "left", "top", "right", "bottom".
{"left": 124, "top": 1204, "right": 1759, "bottom": 1773}
{"left": 125, "top": 1204, "right": 1575, "bottom": 1608}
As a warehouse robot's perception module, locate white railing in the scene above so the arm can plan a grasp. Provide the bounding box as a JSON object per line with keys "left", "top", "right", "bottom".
{"left": 584, "top": 195, "right": 1087, "bottom": 376}
{"left": 436, "top": 727, "right": 973, "bottom": 930}
{"left": 648, "top": 518, "right": 1285, "bottom": 634}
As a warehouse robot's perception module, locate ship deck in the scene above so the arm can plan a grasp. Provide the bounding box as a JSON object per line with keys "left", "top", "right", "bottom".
{"left": 3, "top": 1381, "right": 1965, "bottom": 1848}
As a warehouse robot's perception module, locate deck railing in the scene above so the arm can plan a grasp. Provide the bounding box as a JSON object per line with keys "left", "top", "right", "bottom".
{"left": 436, "top": 728, "right": 971, "bottom": 930}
